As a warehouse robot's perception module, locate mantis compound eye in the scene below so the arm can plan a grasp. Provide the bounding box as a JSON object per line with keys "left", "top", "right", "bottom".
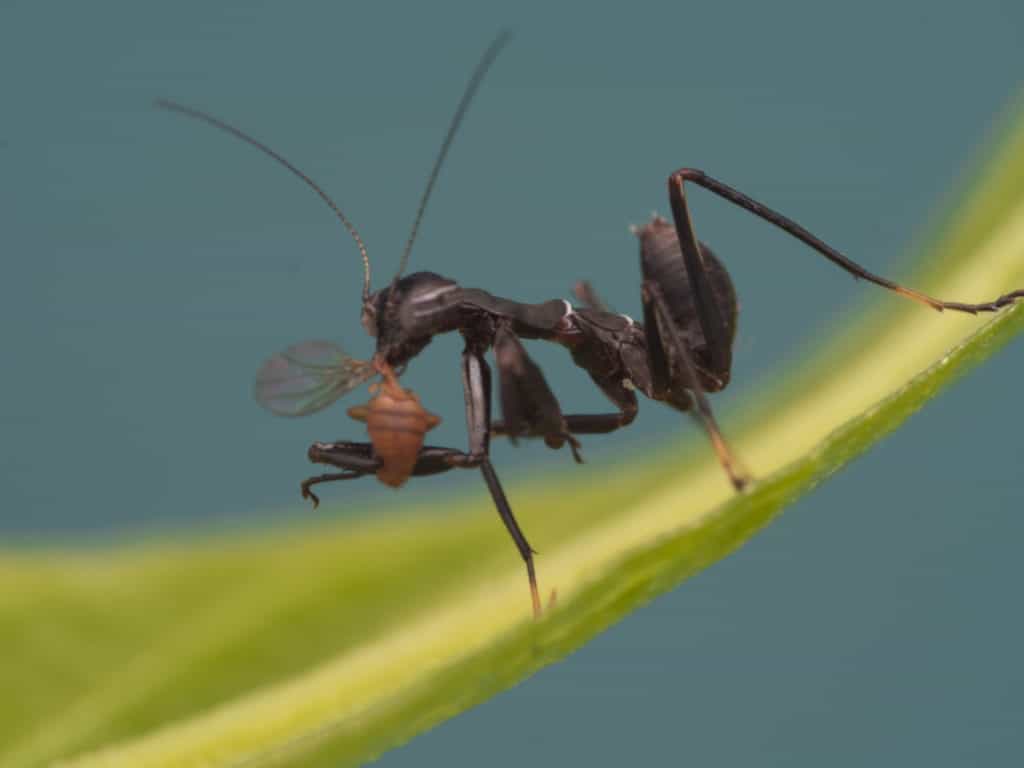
{"left": 361, "top": 302, "right": 379, "bottom": 337}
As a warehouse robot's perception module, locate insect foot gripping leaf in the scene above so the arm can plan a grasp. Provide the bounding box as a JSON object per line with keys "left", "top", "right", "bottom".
{"left": 7, "top": 108, "right": 1024, "bottom": 768}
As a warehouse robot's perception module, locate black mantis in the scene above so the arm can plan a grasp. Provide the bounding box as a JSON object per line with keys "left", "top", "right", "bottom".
{"left": 160, "top": 32, "right": 1024, "bottom": 617}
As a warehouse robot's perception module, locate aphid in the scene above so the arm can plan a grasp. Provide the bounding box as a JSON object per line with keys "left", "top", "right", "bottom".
{"left": 345, "top": 359, "right": 440, "bottom": 489}
{"left": 160, "top": 32, "right": 1024, "bottom": 618}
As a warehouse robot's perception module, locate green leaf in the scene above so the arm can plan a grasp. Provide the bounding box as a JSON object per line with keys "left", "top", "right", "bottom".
{"left": 3, "top": 104, "right": 1024, "bottom": 768}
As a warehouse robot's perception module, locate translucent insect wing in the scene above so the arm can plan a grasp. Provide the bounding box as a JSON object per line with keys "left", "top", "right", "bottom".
{"left": 253, "top": 340, "right": 374, "bottom": 417}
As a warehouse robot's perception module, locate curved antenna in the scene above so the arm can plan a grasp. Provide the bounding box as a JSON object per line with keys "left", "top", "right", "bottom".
{"left": 157, "top": 99, "right": 372, "bottom": 301}
{"left": 395, "top": 29, "right": 512, "bottom": 280}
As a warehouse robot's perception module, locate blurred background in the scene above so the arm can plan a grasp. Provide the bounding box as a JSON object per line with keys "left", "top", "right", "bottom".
{"left": 2, "top": 0, "right": 1023, "bottom": 765}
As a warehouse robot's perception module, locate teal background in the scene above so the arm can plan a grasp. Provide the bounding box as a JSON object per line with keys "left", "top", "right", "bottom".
{"left": 3, "top": 1, "right": 1023, "bottom": 765}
